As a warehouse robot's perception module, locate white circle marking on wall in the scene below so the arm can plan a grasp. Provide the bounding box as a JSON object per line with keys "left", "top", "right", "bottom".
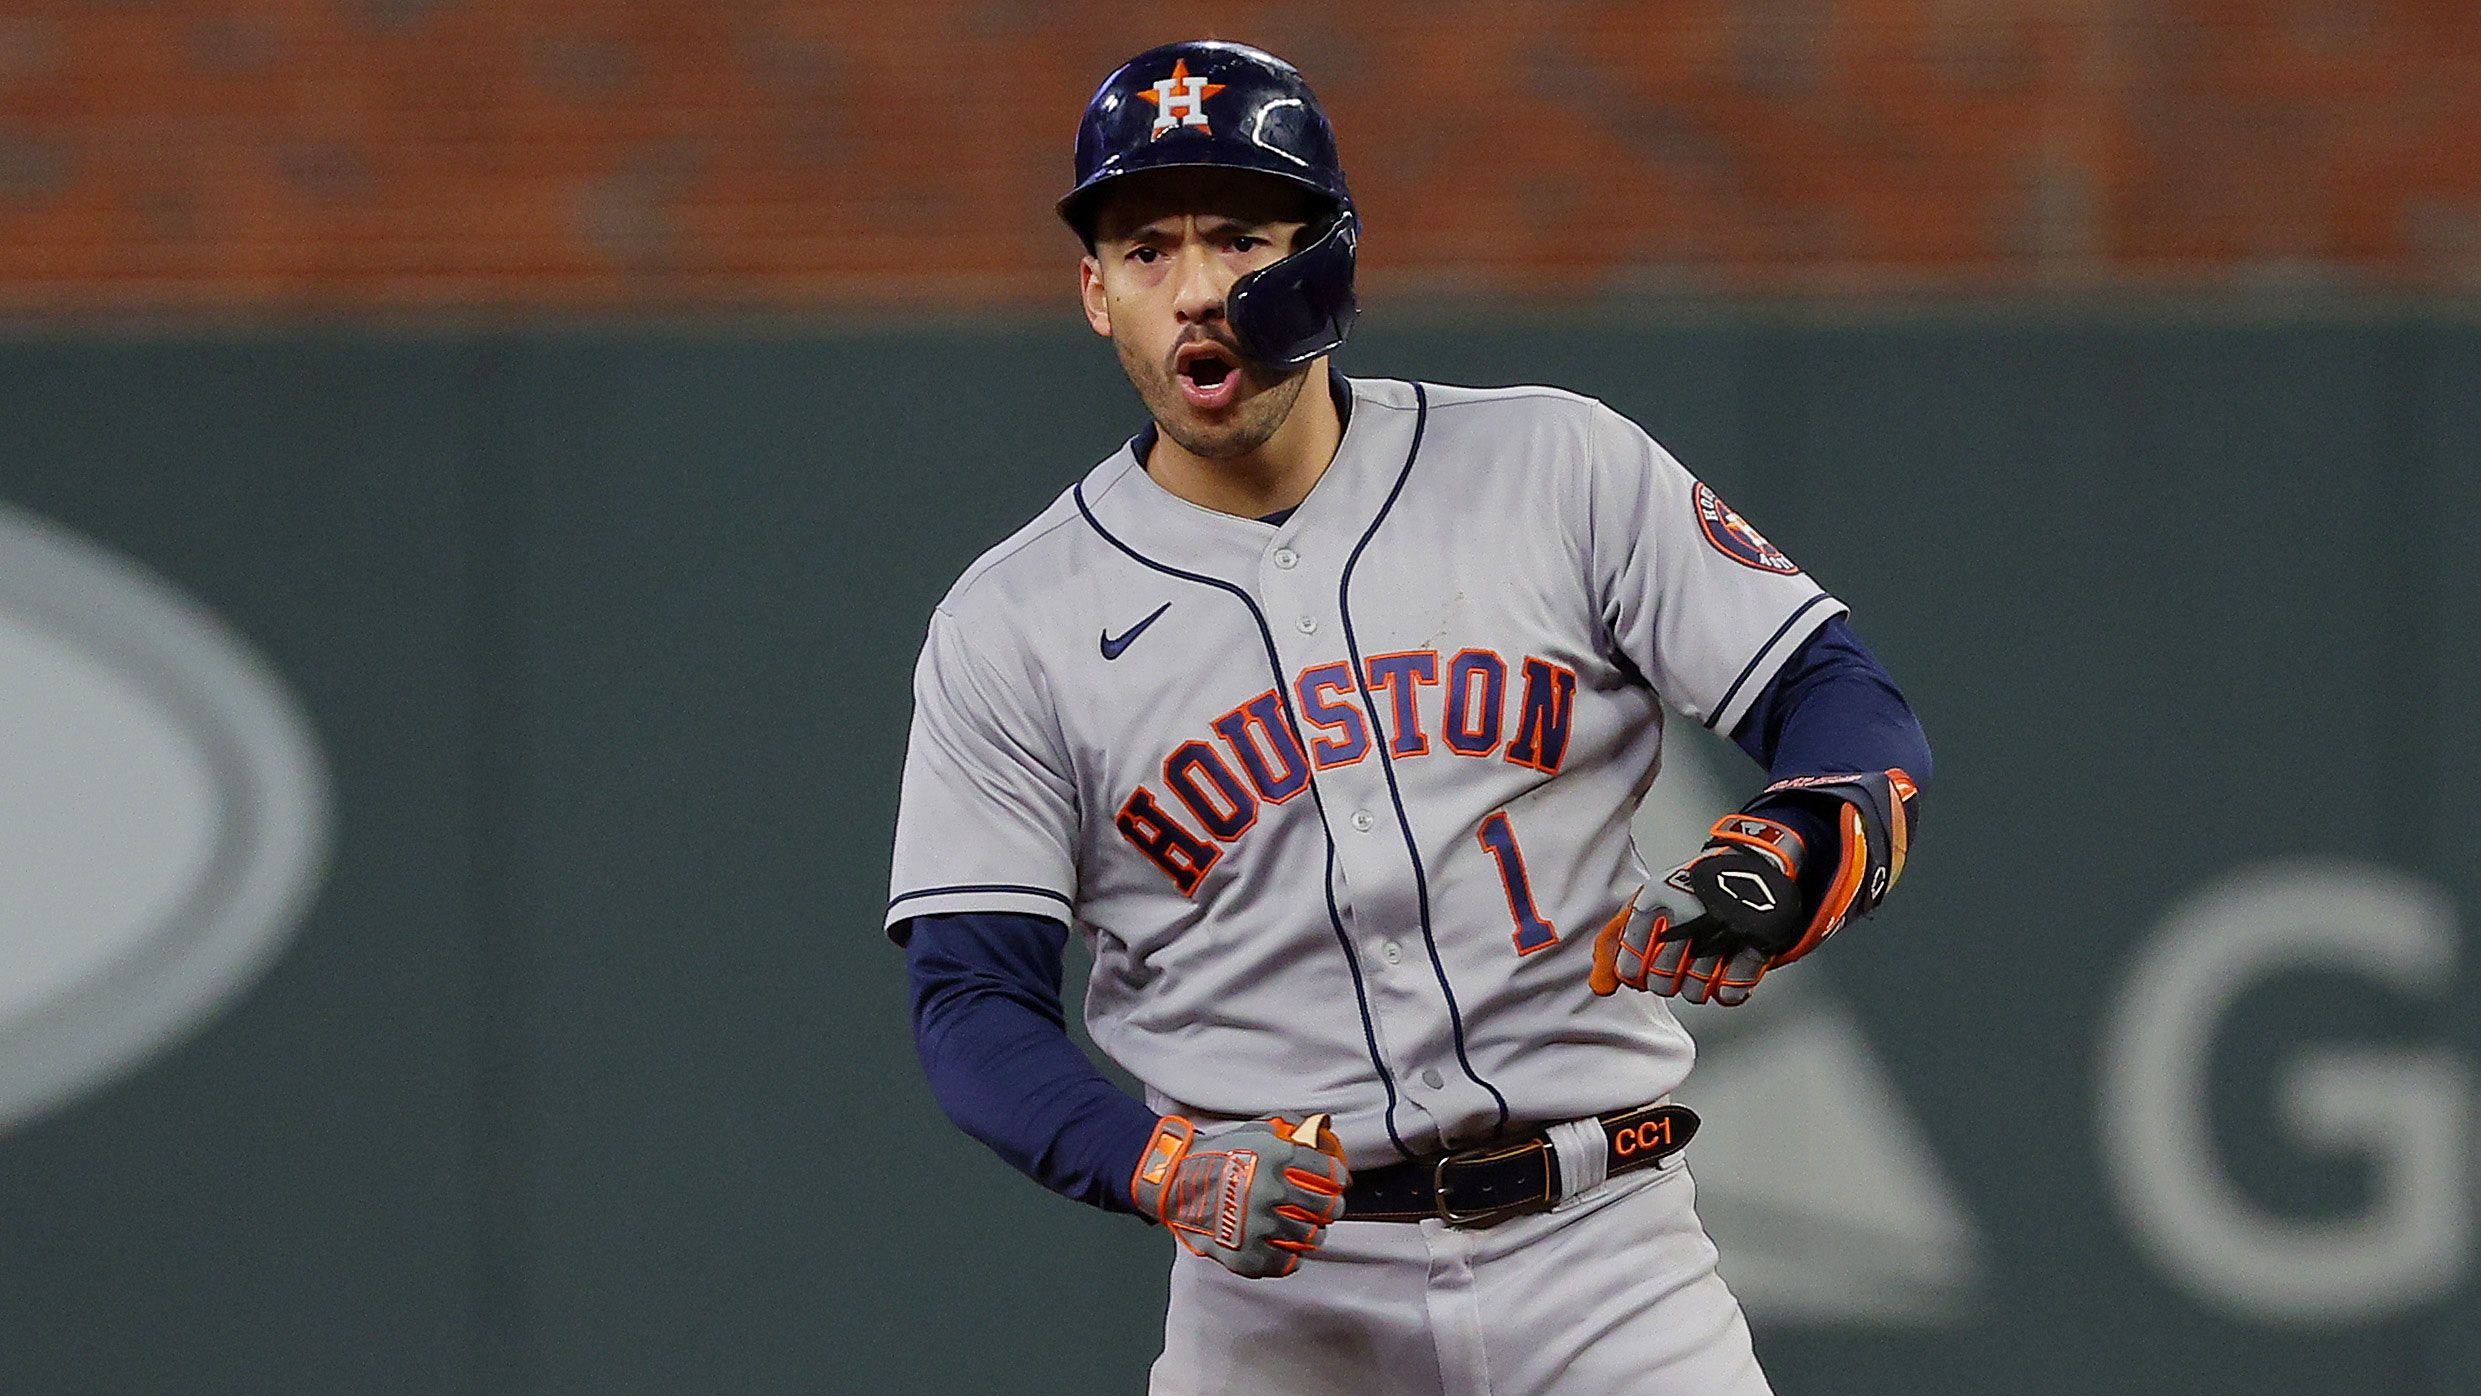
{"left": 0, "top": 505, "right": 332, "bottom": 1132}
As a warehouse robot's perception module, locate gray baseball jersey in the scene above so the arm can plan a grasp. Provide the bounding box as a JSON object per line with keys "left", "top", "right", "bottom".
{"left": 887, "top": 375, "right": 1843, "bottom": 1168}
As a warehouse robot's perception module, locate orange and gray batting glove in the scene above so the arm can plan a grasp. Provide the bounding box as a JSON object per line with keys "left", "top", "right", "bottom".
{"left": 1593, "top": 768, "right": 1921, "bottom": 1007}
{"left": 1129, "top": 1113, "right": 1349, "bottom": 1278}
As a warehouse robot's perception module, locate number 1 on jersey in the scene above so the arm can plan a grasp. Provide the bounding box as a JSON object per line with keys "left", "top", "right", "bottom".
{"left": 1477, "top": 811, "right": 1558, "bottom": 955}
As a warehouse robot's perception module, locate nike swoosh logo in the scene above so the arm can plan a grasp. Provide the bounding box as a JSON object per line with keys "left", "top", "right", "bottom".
{"left": 1100, "top": 603, "right": 1171, "bottom": 661}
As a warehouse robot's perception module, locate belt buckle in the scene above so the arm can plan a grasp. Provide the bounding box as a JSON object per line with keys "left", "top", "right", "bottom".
{"left": 1430, "top": 1139, "right": 1550, "bottom": 1229}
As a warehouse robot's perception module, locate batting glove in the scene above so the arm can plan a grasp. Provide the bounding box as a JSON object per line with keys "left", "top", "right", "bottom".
{"left": 1592, "top": 769, "right": 1921, "bottom": 1007}
{"left": 1130, "top": 1113, "right": 1349, "bottom": 1278}
{"left": 1591, "top": 813, "right": 1809, "bottom": 1007}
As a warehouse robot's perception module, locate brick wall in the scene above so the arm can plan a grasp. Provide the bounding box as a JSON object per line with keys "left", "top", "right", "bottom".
{"left": 0, "top": 0, "right": 2475, "bottom": 310}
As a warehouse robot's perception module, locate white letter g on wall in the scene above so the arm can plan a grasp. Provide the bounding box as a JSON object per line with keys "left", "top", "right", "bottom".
{"left": 2100, "top": 862, "right": 2470, "bottom": 1322}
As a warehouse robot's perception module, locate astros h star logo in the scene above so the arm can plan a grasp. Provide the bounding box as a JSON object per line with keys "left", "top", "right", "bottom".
{"left": 1138, "top": 58, "right": 1226, "bottom": 137}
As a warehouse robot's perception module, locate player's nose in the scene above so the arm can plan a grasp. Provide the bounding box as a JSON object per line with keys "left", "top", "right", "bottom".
{"left": 1169, "top": 242, "right": 1228, "bottom": 326}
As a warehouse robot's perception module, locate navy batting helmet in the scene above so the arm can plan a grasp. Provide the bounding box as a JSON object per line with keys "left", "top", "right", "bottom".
{"left": 1059, "top": 40, "right": 1358, "bottom": 370}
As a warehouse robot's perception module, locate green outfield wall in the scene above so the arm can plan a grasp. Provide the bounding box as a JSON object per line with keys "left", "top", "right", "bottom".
{"left": 0, "top": 310, "right": 2472, "bottom": 1394}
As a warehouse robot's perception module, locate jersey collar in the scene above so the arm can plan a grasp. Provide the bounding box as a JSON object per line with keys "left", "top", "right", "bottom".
{"left": 1080, "top": 372, "right": 1419, "bottom": 589}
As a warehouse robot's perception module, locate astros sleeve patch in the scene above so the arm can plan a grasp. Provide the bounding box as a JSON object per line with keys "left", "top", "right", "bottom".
{"left": 1693, "top": 482, "right": 1802, "bottom": 576}
{"left": 1584, "top": 403, "right": 1842, "bottom": 732}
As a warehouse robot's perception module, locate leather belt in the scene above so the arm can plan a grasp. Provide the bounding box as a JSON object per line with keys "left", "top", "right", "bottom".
{"left": 1342, "top": 1102, "right": 1699, "bottom": 1227}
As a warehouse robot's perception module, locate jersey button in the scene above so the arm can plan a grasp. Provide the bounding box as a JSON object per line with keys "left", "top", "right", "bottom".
{"left": 1350, "top": 809, "right": 1376, "bottom": 832}
{"left": 1273, "top": 547, "right": 1299, "bottom": 570}
{"left": 1421, "top": 1068, "right": 1447, "bottom": 1089}
{"left": 1381, "top": 941, "right": 1403, "bottom": 965}
{"left": 1295, "top": 615, "right": 1318, "bottom": 635}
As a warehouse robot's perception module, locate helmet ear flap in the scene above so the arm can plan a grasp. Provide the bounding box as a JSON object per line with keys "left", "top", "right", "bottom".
{"left": 1228, "top": 208, "right": 1360, "bottom": 370}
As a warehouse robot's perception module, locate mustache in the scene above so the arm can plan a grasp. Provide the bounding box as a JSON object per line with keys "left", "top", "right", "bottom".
{"left": 1166, "top": 330, "right": 1247, "bottom": 376}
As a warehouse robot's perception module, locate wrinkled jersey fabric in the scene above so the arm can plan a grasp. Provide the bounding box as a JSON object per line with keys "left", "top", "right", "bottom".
{"left": 900, "top": 614, "right": 1926, "bottom": 1212}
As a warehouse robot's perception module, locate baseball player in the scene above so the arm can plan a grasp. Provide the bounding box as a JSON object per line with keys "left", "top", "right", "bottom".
{"left": 890, "top": 40, "right": 1930, "bottom": 1395}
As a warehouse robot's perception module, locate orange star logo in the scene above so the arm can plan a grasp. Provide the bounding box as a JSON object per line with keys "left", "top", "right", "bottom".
{"left": 1136, "top": 58, "right": 1227, "bottom": 138}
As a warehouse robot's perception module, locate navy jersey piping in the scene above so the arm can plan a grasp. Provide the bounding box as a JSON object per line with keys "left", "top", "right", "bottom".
{"left": 1333, "top": 383, "right": 1514, "bottom": 1133}
{"left": 1071, "top": 480, "right": 1416, "bottom": 1163}
{"left": 888, "top": 883, "right": 1074, "bottom": 913}
{"left": 1706, "top": 592, "right": 1836, "bottom": 731}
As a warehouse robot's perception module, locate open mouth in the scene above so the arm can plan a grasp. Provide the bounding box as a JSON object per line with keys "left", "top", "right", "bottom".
{"left": 1175, "top": 340, "right": 1244, "bottom": 411}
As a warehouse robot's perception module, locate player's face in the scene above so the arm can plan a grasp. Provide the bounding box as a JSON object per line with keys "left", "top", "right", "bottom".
{"left": 1080, "top": 171, "right": 1318, "bottom": 461}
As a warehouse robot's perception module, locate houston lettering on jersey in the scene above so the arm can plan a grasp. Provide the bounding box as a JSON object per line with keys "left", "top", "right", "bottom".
{"left": 1115, "top": 646, "right": 1579, "bottom": 894}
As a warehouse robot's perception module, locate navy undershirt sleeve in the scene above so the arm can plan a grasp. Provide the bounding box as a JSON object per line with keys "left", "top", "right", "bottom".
{"left": 1727, "top": 615, "right": 1932, "bottom": 900}
{"left": 903, "top": 910, "right": 1160, "bottom": 1217}
{"left": 902, "top": 378, "right": 1328, "bottom": 1220}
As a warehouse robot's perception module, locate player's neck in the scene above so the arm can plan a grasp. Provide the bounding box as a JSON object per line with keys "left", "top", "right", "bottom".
{"left": 1145, "top": 369, "right": 1343, "bottom": 521}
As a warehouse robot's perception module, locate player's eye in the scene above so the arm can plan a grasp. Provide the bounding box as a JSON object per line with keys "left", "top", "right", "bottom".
{"left": 1128, "top": 246, "right": 1160, "bottom": 265}
{"left": 1229, "top": 235, "right": 1265, "bottom": 253}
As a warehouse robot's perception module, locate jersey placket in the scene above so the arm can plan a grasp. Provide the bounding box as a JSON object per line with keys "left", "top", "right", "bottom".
{"left": 1259, "top": 466, "right": 1500, "bottom": 1158}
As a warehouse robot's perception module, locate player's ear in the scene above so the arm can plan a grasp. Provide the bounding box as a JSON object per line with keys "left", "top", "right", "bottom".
{"left": 1079, "top": 254, "right": 1111, "bottom": 338}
